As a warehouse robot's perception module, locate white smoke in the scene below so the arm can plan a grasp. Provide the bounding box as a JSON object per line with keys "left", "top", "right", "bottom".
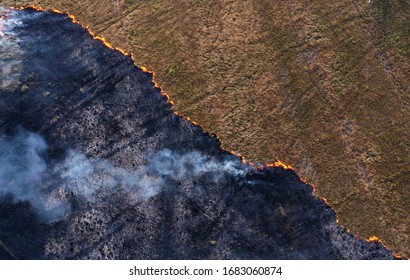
{"left": 0, "top": 128, "right": 68, "bottom": 223}
{"left": 0, "top": 129, "right": 248, "bottom": 223}
{"left": 59, "top": 148, "right": 247, "bottom": 200}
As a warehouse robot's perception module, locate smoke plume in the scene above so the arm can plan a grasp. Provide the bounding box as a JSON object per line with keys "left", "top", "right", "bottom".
{"left": 0, "top": 129, "right": 248, "bottom": 223}
{"left": 0, "top": 128, "right": 67, "bottom": 222}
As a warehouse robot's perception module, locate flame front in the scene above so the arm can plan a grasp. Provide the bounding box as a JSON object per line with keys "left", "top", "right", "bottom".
{"left": 267, "top": 160, "right": 293, "bottom": 170}
{"left": 368, "top": 236, "right": 381, "bottom": 242}
{"left": 10, "top": 4, "right": 293, "bottom": 172}
{"left": 8, "top": 3, "right": 404, "bottom": 259}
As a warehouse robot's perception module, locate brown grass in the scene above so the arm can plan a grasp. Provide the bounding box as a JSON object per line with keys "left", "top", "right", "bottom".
{"left": 3, "top": 0, "right": 409, "bottom": 257}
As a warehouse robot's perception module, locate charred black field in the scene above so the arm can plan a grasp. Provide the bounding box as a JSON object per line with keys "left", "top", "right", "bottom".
{"left": 0, "top": 7, "right": 397, "bottom": 259}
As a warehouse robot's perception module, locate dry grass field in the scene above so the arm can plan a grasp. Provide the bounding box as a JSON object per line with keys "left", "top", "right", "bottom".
{"left": 2, "top": 0, "right": 409, "bottom": 257}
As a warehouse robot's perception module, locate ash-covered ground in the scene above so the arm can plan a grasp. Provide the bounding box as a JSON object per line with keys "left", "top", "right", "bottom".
{"left": 0, "top": 7, "right": 396, "bottom": 259}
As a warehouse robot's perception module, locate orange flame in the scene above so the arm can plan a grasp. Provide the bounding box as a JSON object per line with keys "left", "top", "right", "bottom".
{"left": 12, "top": 5, "right": 129, "bottom": 56}
{"left": 267, "top": 160, "right": 293, "bottom": 170}
{"left": 10, "top": 4, "right": 404, "bottom": 259}
{"left": 367, "top": 236, "right": 381, "bottom": 242}
{"left": 9, "top": 4, "right": 275, "bottom": 170}
{"left": 366, "top": 236, "right": 403, "bottom": 259}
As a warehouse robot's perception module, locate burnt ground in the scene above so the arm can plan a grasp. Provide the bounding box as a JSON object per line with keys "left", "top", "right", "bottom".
{"left": 0, "top": 8, "right": 397, "bottom": 259}
{"left": 2, "top": 0, "right": 408, "bottom": 257}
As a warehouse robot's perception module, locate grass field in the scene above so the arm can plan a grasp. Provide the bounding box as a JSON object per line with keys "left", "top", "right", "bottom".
{"left": 2, "top": 0, "right": 409, "bottom": 257}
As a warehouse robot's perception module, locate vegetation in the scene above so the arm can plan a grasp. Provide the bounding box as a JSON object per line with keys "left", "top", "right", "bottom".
{"left": 2, "top": 0, "right": 409, "bottom": 257}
